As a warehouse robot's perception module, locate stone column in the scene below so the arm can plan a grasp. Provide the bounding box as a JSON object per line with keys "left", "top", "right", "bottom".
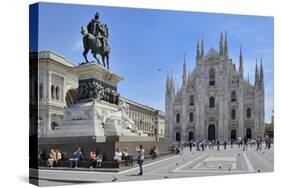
{"left": 62, "top": 79, "right": 65, "bottom": 103}
{"left": 46, "top": 113, "right": 51, "bottom": 134}
{"left": 47, "top": 72, "right": 52, "bottom": 101}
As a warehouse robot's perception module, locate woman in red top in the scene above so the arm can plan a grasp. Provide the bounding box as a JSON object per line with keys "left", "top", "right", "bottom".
{"left": 89, "top": 149, "right": 97, "bottom": 168}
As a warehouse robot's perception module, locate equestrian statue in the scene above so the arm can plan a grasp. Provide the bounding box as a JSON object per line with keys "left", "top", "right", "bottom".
{"left": 81, "top": 12, "right": 111, "bottom": 69}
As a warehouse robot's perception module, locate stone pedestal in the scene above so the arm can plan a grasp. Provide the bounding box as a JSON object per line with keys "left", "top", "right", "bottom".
{"left": 73, "top": 62, "right": 123, "bottom": 91}
{"left": 46, "top": 62, "right": 144, "bottom": 138}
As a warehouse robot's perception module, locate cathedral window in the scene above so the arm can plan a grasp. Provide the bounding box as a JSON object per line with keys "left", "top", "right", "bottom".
{"left": 189, "top": 95, "right": 194, "bottom": 106}
{"left": 56, "top": 86, "right": 60, "bottom": 100}
{"left": 231, "top": 91, "right": 237, "bottom": 102}
{"left": 231, "top": 109, "right": 236, "bottom": 120}
{"left": 176, "top": 113, "right": 180, "bottom": 123}
{"left": 39, "top": 83, "right": 43, "bottom": 99}
{"left": 247, "top": 108, "right": 251, "bottom": 118}
{"left": 51, "top": 85, "right": 55, "bottom": 99}
{"left": 209, "top": 68, "right": 215, "bottom": 86}
{"left": 209, "top": 97, "right": 215, "bottom": 108}
{"left": 189, "top": 112, "right": 194, "bottom": 122}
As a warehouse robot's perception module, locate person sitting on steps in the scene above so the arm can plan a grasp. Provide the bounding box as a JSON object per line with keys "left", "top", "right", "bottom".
{"left": 113, "top": 148, "right": 122, "bottom": 168}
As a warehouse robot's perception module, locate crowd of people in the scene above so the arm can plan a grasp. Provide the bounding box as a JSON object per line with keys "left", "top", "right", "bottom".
{"left": 40, "top": 144, "right": 154, "bottom": 174}
{"left": 172, "top": 135, "right": 273, "bottom": 153}
{"left": 113, "top": 145, "right": 145, "bottom": 175}
{"left": 39, "top": 135, "right": 272, "bottom": 176}
{"left": 113, "top": 147, "right": 135, "bottom": 167}
{"left": 45, "top": 149, "right": 62, "bottom": 168}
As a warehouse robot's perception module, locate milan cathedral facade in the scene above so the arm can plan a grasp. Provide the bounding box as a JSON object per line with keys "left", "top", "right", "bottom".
{"left": 165, "top": 32, "right": 265, "bottom": 141}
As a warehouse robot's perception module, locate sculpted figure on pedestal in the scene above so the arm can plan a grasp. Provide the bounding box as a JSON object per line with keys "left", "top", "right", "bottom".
{"left": 101, "top": 101, "right": 139, "bottom": 134}
{"left": 81, "top": 12, "right": 111, "bottom": 69}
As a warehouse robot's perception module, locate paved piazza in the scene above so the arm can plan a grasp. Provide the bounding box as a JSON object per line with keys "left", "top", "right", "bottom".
{"left": 33, "top": 145, "right": 274, "bottom": 186}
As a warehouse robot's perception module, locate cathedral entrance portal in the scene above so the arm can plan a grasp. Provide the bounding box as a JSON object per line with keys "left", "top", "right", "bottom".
{"left": 175, "top": 132, "right": 181, "bottom": 142}
{"left": 208, "top": 124, "right": 216, "bottom": 140}
{"left": 246, "top": 128, "right": 252, "bottom": 139}
{"left": 230, "top": 129, "right": 237, "bottom": 140}
{"left": 188, "top": 131, "right": 194, "bottom": 141}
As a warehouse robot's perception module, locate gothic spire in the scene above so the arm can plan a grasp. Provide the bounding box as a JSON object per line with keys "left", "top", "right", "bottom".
{"left": 166, "top": 72, "right": 171, "bottom": 97}
{"left": 170, "top": 73, "right": 175, "bottom": 94}
{"left": 239, "top": 45, "right": 244, "bottom": 76}
{"left": 166, "top": 71, "right": 170, "bottom": 88}
{"left": 260, "top": 58, "right": 264, "bottom": 85}
{"left": 201, "top": 35, "right": 204, "bottom": 58}
{"left": 224, "top": 31, "right": 228, "bottom": 57}
{"left": 182, "top": 54, "right": 187, "bottom": 85}
{"left": 219, "top": 32, "right": 224, "bottom": 56}
{"left": 188, "top": 65, "right": 191, "bottom": 80}
{"left": 255, "top": 58, "right": 259, "bottom": 85}
{"left": 196, "top": 36, "right": 200, "bottom": 62}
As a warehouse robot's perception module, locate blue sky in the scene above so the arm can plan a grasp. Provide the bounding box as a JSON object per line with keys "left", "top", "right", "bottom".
{"left": 35, "top": 2, "right": 274, "bottom": 123}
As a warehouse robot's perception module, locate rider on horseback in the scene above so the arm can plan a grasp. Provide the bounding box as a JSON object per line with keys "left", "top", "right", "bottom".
{"left": 82, "top": 12, "right": 110, "bottom": 69}
{"left": 87, "top": 12, "right": 107, "bottom": 51}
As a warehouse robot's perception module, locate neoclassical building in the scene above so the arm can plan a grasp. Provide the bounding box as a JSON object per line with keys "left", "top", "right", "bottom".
{"left": 165, "top": 33, "right": 265, "bottom": 141}
{"left": 32, "top": 50, "right": 165, "bottom": 138}
{"left": 35, "top": 51, "right": 78, "bottom": 137}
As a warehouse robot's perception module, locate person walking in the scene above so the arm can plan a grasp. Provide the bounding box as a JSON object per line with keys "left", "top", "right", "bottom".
{"left": 268, "top": 138, "right": 271, "bottom": 149}
{"left": 223, "top": 140, "right": 227, "bottom": 150}
{"left": 189, "top": 141, "right": 193, "bottom": 152}
{"left": 201, "top": 141, "right": 205, "bottom": 151}
{"left": 216, "top": 140, "right": 220, "bottom": 151}
{"left": 136, "top": 145, "right": 144, "bottom": 176}
{"left": 256, "top": 137, "right": 261, "bottom": 151}
{"left": 196, "top": 140, "right": 200, "bottom": 151}
{"left": 243, "top": 136, "right": 248, "bottom": 151}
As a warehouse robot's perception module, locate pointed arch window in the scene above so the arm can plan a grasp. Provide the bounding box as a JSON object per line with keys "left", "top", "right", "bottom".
{"left": 231, "top": 109, "right": 236, "bottom": 120}
{"left": 189, "top": 112, "right": 194, "bottom": 122}
{"left": 176, "top": 113, "right": 180, "bottom": 123}
{"left": 246, "top": 108, "right": 251, "bottom": 118}
{"left": 209, "top": 68, "right": 215, "bottom": 86}
{"left": 209, "top": 97, "right": 215, "bottom": 108}
{"left": 231, "top": 91, "right": 237, "bottom": 102}
{"left": 189, "top": 95, "right": 194, "bottom": 106}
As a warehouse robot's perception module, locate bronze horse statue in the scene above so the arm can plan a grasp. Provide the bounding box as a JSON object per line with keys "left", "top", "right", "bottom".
{"left": 81, "top": 26, "right": 110, "bottom": 69}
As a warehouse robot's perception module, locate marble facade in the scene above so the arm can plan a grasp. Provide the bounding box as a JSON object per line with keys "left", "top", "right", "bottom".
{"left": 165, "top": 33, "right": 265, "bottom": 141}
